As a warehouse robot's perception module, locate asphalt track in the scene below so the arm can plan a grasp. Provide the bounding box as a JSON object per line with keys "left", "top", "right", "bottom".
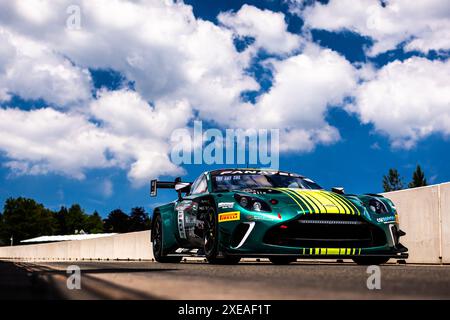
{"left": 1, "top": 260, "right": 450, "bottom": 299}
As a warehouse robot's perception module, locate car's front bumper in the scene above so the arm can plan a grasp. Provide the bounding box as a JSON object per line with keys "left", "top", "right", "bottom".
{"left": 219, "top": 217, "right": 408, "bottom": 260}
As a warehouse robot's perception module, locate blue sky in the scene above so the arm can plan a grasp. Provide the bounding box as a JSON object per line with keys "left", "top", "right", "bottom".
{"left": 0, "top": 0, "right": 449, "bottom": 216}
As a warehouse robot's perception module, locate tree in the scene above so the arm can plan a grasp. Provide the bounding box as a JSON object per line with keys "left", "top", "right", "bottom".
{"left": 0, "top": 212, "right": 5, "bottom": 246}
{"left": 55, "top": 206, "right": 69, "bottom": 235}
{"left": 104, "top": 209, "right": 129, "bottom": 233}
{"left": 408, "top": 165, "right": 428, "bottom": 188}
{"left": 382, "top": 169, "right": 404, "bottom": 192}
{"left": 0, "top": 197, "right": 58, "bottom": 244}
{"left": 128, "top": 207, "right": 151, "bottom": 232}
{"left": 85, "top": 211, "right": 104, "bottom": 234}
{"left": 65, "top": 204, "right": 88, "bottom": 234}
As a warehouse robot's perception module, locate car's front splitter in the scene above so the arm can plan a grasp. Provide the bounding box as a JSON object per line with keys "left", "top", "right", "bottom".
{"left": 223, "top": 242, "right": 408, "bottom": 260}
{"left": 224, "top": 252, "right": 409, "bottom": 260}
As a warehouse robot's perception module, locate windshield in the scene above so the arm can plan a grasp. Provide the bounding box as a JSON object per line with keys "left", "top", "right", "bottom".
{"left": 212, "top": 173, "right": 322, "bottom": 192}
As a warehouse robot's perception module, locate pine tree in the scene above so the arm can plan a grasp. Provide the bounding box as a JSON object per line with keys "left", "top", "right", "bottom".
{"left": 55, "top": 206, "right": 69, "bottom": 235}
{"left": 86, "top": 211, "right": 104, "bottom": 234}
{"left": 408, "top": 165, "right": 427, "bottom": 188}
{"left": 104, "top": 209, "right": 129, "bottom": 233}
{"left": 382, "top": 168, "right": 404, "bottom": 192}
{"left": 65, "top": 204, "right": 88, "bottom": 234}
{"left": 129, "top": 207, "right": 151, "bottom": 232}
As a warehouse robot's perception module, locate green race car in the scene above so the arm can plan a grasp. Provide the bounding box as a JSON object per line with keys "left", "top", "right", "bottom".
{"left": 150, "top": 169, "right": 408, "bottom": 265}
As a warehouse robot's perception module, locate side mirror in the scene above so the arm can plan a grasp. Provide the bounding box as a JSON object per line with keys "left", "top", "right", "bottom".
{"left": 332, "top": 187, "right": 345, "bottom": 195}
{"left": 175, "top": 182, "right": 191, "bottom": 200}
{"left": 175, "top": 182, "right": 191, "bottom": 192}
{"left": 150, "top": 178, "right": 192, "bottom": 199}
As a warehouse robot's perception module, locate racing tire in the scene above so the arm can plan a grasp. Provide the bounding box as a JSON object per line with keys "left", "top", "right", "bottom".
{"left": 269, "top": 256, "right": 297, "bottom": 265}
{"left": 204, "top": 207, "right": 241, "bottom": 265}
{"left": 352, "top": 257, "right": 390, "bottom": 265}
{"left": 152, "top": 214, "right": 182, "bottom": 263}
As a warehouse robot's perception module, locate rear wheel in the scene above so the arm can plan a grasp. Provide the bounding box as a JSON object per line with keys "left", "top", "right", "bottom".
{"left": 152, "top": 214, "right": 182, "bottom": 263}
{"left": 352, "top": 257, "right": 390, "bottom": 265}
{"left": 204, "top": 208, "right": 241, "bottom": 265}
{"left": 269, "top": 256, "right": 297, "bottom": 265}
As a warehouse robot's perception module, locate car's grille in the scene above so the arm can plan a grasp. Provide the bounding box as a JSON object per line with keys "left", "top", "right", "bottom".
{"left": 263, "top": 215, "right": 386, "bottom": 248}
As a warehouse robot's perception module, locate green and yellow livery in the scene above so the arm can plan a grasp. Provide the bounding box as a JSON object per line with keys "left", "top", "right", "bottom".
{"left": 150, "top": 169, "right": 408, "bottom": 265}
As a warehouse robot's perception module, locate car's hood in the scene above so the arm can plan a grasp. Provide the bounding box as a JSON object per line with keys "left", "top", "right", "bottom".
{"left": 239, "top": 188, "right": 362, "bottom": 215}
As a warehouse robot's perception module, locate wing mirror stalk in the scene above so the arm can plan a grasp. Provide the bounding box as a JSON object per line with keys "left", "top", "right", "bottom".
{"left": 150, "top": 177, "right": 192, "bottom": 200}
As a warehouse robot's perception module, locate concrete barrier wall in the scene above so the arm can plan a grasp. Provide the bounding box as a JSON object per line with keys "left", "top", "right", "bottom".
{"left": 1, "top": 183, "right": 449, "bottom": 264}
{"left": 382, "top": 185, "right": 441, "bottom": 263}
{"left": 382, "top": 182, "right": 450, "bottom": 264}
{"left": 0, "top": 230, "right": 154, "bottom": 261}
{"left": 440, "top": 183, "right": 450, "bottom": 264}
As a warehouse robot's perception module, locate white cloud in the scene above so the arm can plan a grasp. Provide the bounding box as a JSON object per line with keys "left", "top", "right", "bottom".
{"left": 218, "top": 4, "right": 302, "bottom": 55}
{"left": 0, "top": 1, "right": 361, "bottom": 181}
{"left": 236, "top": 45, "right": 357, "bottom": 151}
{"left": 297, "top": 0, "right": 450, "bottom": 55}
{"left": 0, "top": 0, "right": 256, "bottom": 182}
{"left": 1, "top": 0, "right": 446, "bottom": 184}
{"left": 349, "top": 57, "right": 450, "bottom": 148}
{"left": 100, "top": 178, "right": 113, "bottom": 198}
{"left": 0, "top": 107, "right": 112, "bottom": 179}
{"left": 90, "top": 89, "right": 192, "bottom": 139}
{"left": 0, "top": 29, "right": 92, "bottom": 106}
{"left": 0, "top": 0, "right": 258, "bottom": 124}
{"left": 0, "top": 89, "right": 187, "bottom": 186}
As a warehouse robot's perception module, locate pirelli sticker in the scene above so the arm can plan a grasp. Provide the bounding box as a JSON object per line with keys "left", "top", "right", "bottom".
{"left": 218, "top": 211, "right": 240, "bottom": 223}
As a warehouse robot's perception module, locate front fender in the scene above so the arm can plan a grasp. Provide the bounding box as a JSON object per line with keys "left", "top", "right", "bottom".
{"left": 354, "top": 194, "right": 405, "bottom": 248}
{"left": 153, "top": 202, "right": 179, "bottom": 254}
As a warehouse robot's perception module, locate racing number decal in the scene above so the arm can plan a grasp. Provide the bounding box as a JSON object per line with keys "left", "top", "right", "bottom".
{"left": 218, "top": 211, "right": 240, "bottom": 223}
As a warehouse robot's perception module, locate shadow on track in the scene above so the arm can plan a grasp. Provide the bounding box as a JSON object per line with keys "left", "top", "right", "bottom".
{"left": 0, "top": 261, "right": 63, "bottom": 300}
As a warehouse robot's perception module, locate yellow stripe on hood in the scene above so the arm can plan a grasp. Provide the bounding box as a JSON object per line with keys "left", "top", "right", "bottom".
{"left": 280, "top": 189, "right": 360, "bottom": 215}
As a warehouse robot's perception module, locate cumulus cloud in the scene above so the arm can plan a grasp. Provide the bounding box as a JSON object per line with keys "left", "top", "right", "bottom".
{"left": 1, "top": 0, "right": 446, "bottom": 184}
{"left": 0, "top": 107, "right": 112, "bottom": 179}
{"left": 90, "top": 89, "right": 192, "bottom": 139}
{"left": 0, "top": 0, "right": 258, "bottom": 124}
{"left": 0, "top": 89, "right": 187, "bottom": 186}
{"left": 348, "top": 57, "right": 450, "bottom": 148}
{"left": 236, "top": 45, "right": 357, "bottom": 151}
{"left": 218, "top": 4, "right": 302, "bottom": 55}
{"left": 297, "top": 0, "right": 450, "bottom": 55}
{"left": 0, "top": 0, "right": 255, "bottom": 182}
{"left": 0, "top": 29, "right": 92, "bottom": 106}
{"left": 0, "top": 0, "right": 358, "bottom": 182}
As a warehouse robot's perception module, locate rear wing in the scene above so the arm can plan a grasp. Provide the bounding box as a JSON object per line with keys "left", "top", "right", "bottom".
{"left": 150, "top": 177, "right": 192, "bottom": 197}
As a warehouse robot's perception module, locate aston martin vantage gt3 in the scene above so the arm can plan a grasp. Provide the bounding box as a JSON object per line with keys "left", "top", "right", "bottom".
{"left": 150, "top": 169, "right": 408, "bottom": 265}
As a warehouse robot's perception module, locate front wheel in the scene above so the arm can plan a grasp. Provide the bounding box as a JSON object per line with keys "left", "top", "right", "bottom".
{"left": 269, "top": 256, "right": 297, "bottom": 265}
{"left": 204, "top": 208, "right": 241, "bottom": 265}
{"left": 352, "top": 257, "right": 390, "bottom": 265}
{"left": 152, "top": 214, "right": 182, "bottom": 263}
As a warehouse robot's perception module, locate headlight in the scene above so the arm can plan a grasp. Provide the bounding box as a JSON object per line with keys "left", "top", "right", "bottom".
{"left": 234, "top": 194, "right": 271, "bottom": 212}
{"left": 368, "top": 198, "right": 388, "bottom": 214}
